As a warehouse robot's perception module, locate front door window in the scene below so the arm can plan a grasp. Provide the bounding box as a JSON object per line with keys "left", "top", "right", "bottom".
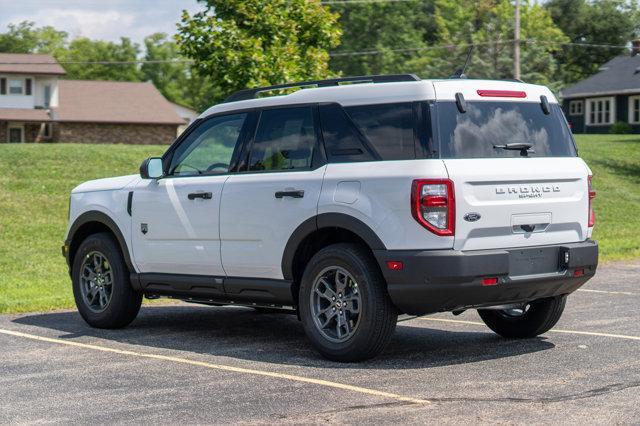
{"left": 8, "top": 127, "right": 23, "bottom": 143}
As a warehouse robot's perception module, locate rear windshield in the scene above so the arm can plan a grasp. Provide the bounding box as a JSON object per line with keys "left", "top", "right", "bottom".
{"left": 436, "top": 101, "right": 576, "bottom": 158}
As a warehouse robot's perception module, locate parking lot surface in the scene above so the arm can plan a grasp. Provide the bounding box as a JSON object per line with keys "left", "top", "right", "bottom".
{"left": 1, "top": 261, "right": 639, "bottom": 424}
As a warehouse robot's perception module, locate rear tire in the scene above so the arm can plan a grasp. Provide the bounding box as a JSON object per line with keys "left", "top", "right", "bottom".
{"left": 299, "top": 243, "right": 397, "bottom": 362}
{"left": 72, "top": 232, "right": 142, "bottom": 329}
{"left": 478, "top": 296, "right": 566, "bottom": 338}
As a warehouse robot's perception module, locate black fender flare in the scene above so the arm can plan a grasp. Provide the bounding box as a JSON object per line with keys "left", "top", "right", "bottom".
{"left": 66, "top": 210, "right": 135, "bottom": 274}
{"left": 281, "top": 212, "right": 386, "bottom": 280}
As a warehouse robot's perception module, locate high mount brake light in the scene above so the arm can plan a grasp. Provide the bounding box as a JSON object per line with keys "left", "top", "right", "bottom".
{"left": 477, "top": 89, "right": 527, "bottom": 98}
{"left": 411, "top": 179, "right": 455, "bottom": 236}
{"left": 588, "top": 175, "right": 596, "bottom": 227}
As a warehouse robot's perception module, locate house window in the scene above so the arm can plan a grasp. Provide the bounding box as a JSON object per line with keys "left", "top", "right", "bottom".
{"left": 628, "top": 96, "right": 640, "bottom": 124}
{"left": 8, "top": 125, "right": 24, "bottom": 143}
{"left": 44, "top": 85, "right": 51, "bottom": 107}
{"left": 8, "top": 79, "right": 24, "bottom": 95}
{"left": 586, "top": 97, "right": 615, "bottom": 126}
{"left": 569, "top": 100, "right": 583, "bottom": 115}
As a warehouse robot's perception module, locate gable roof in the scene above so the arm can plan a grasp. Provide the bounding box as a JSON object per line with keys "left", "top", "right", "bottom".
{"left": 0, "top": 53, "right": 66, "bottom": 75}
{"left": 53, "top": 80, "right": 185, "bottom": 125}
{"left": 562, "top": 55, "right": 640, "bottom": 99}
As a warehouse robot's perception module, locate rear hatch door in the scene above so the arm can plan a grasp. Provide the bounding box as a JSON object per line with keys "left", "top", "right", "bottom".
{"left": 432, "top": 86, "right": 590, "bottom": 251}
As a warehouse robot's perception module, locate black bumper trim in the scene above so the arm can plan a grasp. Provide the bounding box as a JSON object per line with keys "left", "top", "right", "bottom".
{"left": 374, "top": 240, "right": 598, "bottom": 315}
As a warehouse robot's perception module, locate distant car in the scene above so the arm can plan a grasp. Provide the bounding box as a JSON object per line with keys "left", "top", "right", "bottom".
{"left": 63, "top": 74, "right": 598, "bottom": 362}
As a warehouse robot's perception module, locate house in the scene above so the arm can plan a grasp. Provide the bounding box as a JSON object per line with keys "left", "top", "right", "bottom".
{"left": 0, "top": 53, "right": 185, "bottom": 144}
{"left": 170, "top": 101, "right": 199, "bottom": 135}
{"left": 561, "top": 41, "right": 640, "bottom": 133}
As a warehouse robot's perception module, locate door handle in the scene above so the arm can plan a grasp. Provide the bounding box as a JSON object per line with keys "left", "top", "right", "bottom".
{"left": 188, "top": 192, "right": 213, "bottom": 200}
{"left": 275, "top": 190, "right": 305, "bottom": 199}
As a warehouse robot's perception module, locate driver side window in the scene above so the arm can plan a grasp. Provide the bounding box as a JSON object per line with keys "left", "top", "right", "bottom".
{"left": 169, "top": 113, "right": 248, "bottom": 176}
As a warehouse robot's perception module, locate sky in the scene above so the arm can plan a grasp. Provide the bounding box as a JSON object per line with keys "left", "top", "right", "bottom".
{"left": 0, "top": 0, "right": 203, "bottom": 44}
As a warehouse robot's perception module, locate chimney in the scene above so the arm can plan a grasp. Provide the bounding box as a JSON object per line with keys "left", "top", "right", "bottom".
{"left": 632, "top": 39, "right": 640, "bottom": 56}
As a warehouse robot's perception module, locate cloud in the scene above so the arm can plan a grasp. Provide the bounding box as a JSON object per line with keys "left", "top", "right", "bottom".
{"left": 0, "top": 1, "right": 202, "bottom": 45}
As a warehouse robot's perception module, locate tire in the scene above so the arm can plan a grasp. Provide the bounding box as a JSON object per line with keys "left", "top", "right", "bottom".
{"left": 72, "top": 232, "right": 142, "bottom": 329}
{"left": 478, "top": 296, "right": 567, "bottom": 338}
{"left": 299, "top": 243, "right": 397, "bottom": 362}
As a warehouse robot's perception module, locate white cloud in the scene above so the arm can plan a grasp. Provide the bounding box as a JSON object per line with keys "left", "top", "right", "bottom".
{"left": 0, "top": 1, "right": 202, "bottom": 45}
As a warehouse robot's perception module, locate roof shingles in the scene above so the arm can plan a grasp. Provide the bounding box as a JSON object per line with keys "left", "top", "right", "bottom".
{"left": 0, "top": 53, "right": 66, "bottom": 75}
{"left": 54, "top": 80, "right": 185, "bottom": 125}
{"left": 562, "top": 55, "right": 640, "bottom": 98}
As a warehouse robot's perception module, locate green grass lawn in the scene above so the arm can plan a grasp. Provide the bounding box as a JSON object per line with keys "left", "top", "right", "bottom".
{"left": 1, "top": 136, "right": 639, "bottom": 314}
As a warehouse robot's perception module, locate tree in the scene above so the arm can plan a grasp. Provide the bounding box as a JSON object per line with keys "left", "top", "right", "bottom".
{"left": 328, "top": 0, "right": 437, "bottom": 76}
{"left": 405, "top": 0, "right": 568, "bottom": 88}
{"left": 546, "top": 0, "right": 640, "bottom": 84}
{"left": 0, "top": 21, "right": 67, "bottom": 54}
{"left": 176, "top": 0, "right": 341, "bottom": 102}
{"left": 56, "top": 37, "right": 143, "bottom": 81}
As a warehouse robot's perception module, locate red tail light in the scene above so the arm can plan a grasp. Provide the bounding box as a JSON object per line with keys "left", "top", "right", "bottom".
{"left": 411, "top": 179, "right": 455, "bottom": 236}
{"left": 588, "top": 175, "right": 596, "bottom": 227}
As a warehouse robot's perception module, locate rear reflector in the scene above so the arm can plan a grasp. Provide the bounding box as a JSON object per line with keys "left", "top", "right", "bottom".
{"left": 588, "top": 175, "right": 596, "bottom": 227}
{"left": 477, "top": 89, "right": 527, "bottom": 98}
{"left": 482, "top": 277, "right": 499, "bottom": 286}
{"left": 386, "top": 261, "right": 404, "bottom": 271}
{"left": 574, "top": 269, "right": 585, "bottom": 277}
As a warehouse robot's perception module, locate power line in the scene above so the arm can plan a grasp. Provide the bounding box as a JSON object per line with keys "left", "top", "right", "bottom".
{"left": 0, "top": 40, "right": 631, "bottom": 66}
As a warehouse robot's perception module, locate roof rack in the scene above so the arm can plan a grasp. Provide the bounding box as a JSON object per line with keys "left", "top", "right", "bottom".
{"left": 223, "top": 74, "right": 421, "bottom": 103}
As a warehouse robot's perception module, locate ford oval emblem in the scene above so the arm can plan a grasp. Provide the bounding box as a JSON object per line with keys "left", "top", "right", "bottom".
{"left": 464, "top": 212, "right": 481, "bottom": 222}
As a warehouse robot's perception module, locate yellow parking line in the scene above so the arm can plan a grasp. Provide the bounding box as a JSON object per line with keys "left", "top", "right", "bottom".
{"left": 417, "top": 317, "right": 640, "bottom": 341}
{"left": 0, "top": 328, "right": 430, "bottom": 405}
{"left": 577, "top": 289, "right": 639, "bottom": 296}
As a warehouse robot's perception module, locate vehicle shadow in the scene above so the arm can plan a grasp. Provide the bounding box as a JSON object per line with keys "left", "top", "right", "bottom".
{"left": 13, "top": 304, "right": 554, "bottom": 369}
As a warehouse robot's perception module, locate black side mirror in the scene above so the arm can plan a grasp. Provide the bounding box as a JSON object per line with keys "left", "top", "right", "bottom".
{"left": 140, "top": 157, "right": 164, "bottom": 179}
{"left": 540, "top": 95, "right": 551, "bottom": 115}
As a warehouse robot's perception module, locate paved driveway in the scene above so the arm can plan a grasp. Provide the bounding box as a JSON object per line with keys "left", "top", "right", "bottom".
{"left": 1, "top": 261, "right": 639, "bottom": 423}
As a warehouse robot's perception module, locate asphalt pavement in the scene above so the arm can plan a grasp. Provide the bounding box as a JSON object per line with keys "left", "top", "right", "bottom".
{"left": 1, "top": 261, "right": 639, "bottom": 424}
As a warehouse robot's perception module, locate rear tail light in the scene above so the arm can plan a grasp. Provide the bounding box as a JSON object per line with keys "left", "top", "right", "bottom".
{"left": 588, "top": 175, "right": 596, "bottom": 227}
{"left": 411, "top": 179, "right": 455, "bottom": 236}
{"left": 482, "top": 277, "right": 499, "bottom": 286}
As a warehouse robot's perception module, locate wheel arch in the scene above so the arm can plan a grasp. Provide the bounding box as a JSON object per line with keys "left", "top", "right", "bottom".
{"left": 282, "top": 213, "right": 386, "bottom": 283}
{"left": 66, "top": 211, "right": 135, "bottom": 276}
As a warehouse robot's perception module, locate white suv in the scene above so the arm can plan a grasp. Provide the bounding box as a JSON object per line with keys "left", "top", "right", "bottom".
{"left": 63, "top": 74, "right": 598, "bottom": 362}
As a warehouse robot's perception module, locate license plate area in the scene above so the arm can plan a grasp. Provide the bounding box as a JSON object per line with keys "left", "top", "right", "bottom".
{"left": 508, "top": 247, "right": 560, "bottom": 277}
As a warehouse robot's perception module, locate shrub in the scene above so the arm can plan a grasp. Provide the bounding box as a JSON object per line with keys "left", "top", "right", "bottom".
{"left": 609, "top": 121, "right": 632, "bottom": 134}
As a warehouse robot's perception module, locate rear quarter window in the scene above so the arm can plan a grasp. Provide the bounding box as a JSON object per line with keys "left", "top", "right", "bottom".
{"left": 436, "top": 101, "right": 576, "bottom": 158}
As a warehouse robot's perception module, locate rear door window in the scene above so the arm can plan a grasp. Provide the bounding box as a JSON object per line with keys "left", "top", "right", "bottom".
{"left": 248, "top": 107, "right": 316, "bottom": 171}
{"left": 436, "top": 101, "right": 576, "bottom": 158}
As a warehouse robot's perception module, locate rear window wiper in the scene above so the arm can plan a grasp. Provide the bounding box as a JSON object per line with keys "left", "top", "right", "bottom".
{"left": 493, "top": 142, "right": 535, "bottom": 156}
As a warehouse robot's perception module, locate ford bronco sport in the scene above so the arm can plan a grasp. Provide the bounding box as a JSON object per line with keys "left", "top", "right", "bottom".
{"left": 63, "top": 74, "right": 598, "bottom": 362}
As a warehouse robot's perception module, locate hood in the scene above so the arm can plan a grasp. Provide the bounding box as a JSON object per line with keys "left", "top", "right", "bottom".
{"left": 72, "top": 174, "right": 140, "bottom": 194}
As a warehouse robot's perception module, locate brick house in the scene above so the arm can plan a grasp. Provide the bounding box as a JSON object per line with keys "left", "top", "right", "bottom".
{"left": 0, "top": 53, "right": 186, "bottom": 144}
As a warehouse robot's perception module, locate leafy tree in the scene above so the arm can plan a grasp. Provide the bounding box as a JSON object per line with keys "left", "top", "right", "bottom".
{"left": 176, "top": 0, "right": 341, "bottom": 102}
{"left": 57, "top": 37, "right": 143, "bottom": 81}
{"left": 406, "top": 0, "right": 568, "bottom": 88}
{"left": 0, "top": 21, "right": 67, "bottom": 54}
{"left": 545, "top": 0, "right": 640, "bottom": 84}
{"left": 328, "top": 0, "right": 437, "bottom": 76}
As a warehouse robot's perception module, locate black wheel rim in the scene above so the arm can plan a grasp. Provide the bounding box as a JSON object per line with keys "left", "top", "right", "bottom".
{"left": 310, "top": 266, "right": 361, "bottom": 343}
{"left": 80, "top": 251, "right": 114, "bottom": 313}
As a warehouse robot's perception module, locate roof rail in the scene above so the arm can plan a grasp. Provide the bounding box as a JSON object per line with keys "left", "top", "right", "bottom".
{"left": 223, "top": 74, "right": 421, "bottom": 103}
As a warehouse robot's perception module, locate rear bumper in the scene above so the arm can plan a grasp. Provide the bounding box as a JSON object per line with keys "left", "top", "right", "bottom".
{"left": 374, "top": 240, "right": 598, "bottom": 315}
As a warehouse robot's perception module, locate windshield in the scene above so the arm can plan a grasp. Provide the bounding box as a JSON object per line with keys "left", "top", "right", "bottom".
{"left": 436, "top": 101, "right": 576, "bottom": 158}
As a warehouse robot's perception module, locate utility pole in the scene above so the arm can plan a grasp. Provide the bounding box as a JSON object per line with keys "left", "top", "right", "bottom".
{"left": 514, "top": 0, "right": 521, "bottom": 80}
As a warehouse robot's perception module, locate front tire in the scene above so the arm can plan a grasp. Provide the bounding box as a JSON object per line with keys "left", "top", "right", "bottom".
{"left": 72, "top": 232, "right": 142, "bottom": 328}
{"left": 478, "top": 296, "right": 567, "bottom": 338}
{"left": 299, "top": 243, "right": 397, "bottom": 362}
